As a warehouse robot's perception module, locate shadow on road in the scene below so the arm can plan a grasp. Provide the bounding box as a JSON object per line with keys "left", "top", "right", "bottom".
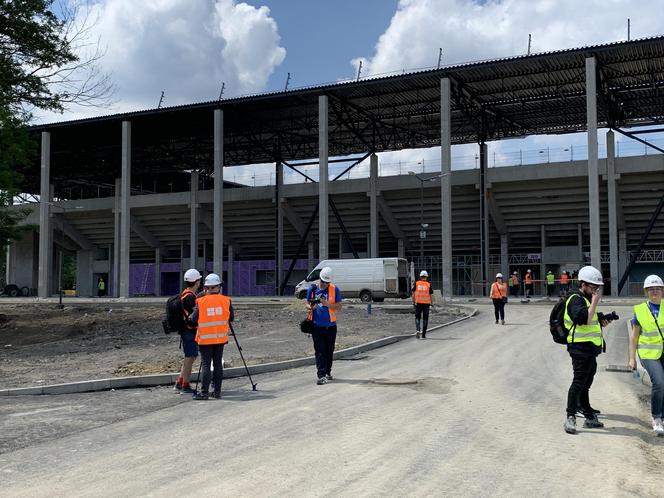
{"left": 214, "top": 389, "right": 276, "bottom": 402}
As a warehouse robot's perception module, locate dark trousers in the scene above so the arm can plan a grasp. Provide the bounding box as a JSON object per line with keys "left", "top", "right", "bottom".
{"left": 415, "top": 303, "right": 430, "bottom": 335}
{"left": 199, "top": 343, "right": 224, "bottom": 394}
{"left": 492, "top": 299, "right": 505, "bottom": 321}
{"left": 547, "top": 284, "right": 554, "bottom": 297}
{"left": 511, "top": 285, "right": 519, "bottom": 297}
{"left": 567, "top": 353, "right": 597, "bottom": 417}
{"left": 525, "top": 283, "right": 533, "bottom": 297}
{"left": 312, "top": 325, "right": 337, "bottom": 379}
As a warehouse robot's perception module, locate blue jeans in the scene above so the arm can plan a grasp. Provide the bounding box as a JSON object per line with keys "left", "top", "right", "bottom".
{"left": 641, "top": 356, "right": 664, "bottom": 419}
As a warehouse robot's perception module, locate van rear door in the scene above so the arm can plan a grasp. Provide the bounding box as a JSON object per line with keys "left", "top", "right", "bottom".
{"left": 383, "top": 259, "right": 398, "bottom": 294}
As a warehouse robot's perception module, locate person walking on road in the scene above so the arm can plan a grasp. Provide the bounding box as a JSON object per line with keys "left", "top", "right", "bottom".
{"left": 306, "top": 266, "right": 343, "bottom": 385}
{"left": 174, "top": 268, "right": 201, "bottom": 394}
{"left": 412, "top": 270, "right": 433, "bottom": 338}
{"left": 189, "top": 273, "right": 234, "bottom": 400}
{"left": 563, "top": 265, "right": 608, "bottom": 434}
{"left": 509, "top": 271, "right": 519, "bottom": 297}
{"left": 546, "top": 271, "right": 555, "bottom": 298}
{"left": 525, "top": 269, "right": 533, "bottom": 298}
{"left": 490, "top": 273, "right": 508, "bottom": 325}
{"left": 629, "top": 274, "right": 664, "bottom": 436}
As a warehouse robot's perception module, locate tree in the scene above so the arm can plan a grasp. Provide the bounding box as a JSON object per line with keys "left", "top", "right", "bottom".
{"left": 0, "top": 0, "right": 114, "bottom": 262}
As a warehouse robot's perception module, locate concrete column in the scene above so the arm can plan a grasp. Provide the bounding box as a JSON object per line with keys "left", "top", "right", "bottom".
{"left": 398, "top": 239, "right": 405, "bottom": 258}
{"left": 276, "top": 162, "right": 284, "bottom": 295}
{"left": 227, "top": 244, "right": 234, "bottom": 295}
{"left": 190, "top": 170, "right": 199, "bottom": 271}
{"left": 369, "top": 154, "right": 379, "bottom": 258}
{"left": 213, "top": 109, "right": 224, "bottom": 276}
{"left": 179, "top": 240, "right": 184, "bottom": 283}
{"left": 76, "top": 250, "right": 94, "bottom": 297}
{"left": 112, "top": 178, "right": 121, "bottom": 297}
{"left": 619, "top": 230, "right": 628, "bottom": 296}
{"left": 606, "top": 130, "right": 619, "bottom": 296}
{"left": 5, "top": 241, "right": 15, "bottom": 286}
{"left": 540, "top": 225, "right": 546, "bottom": 293}
{"left": 318, "top": 95, "right": 329, "bottom": 260}
{"left": 338, "top": 233, "right": 343, "bottom": 258}
{"left": 154, "top": 248, "right": 161, "bottom": 296}
{"left": 440, "top": 78, "right": 453, "bottom": 299}
{"left": 479, "top": 142, "right": 489, "bottom": 294}
{"left": 308, "top": 241, "right": 315, "bottom": 272}
{"left": 119, "top": 121, "right": 131, "bottom": 298}
{"left": 500, "top": 234, "right": 508, "bottom": 279}
{"left": 586, "top": 56, "right": 601, "bottom": 269}
{"left": 38, "top": 132, "right": 51, "bottom": 298}
{"left": 577, "top": 223, "right": 584, "bottom": 263}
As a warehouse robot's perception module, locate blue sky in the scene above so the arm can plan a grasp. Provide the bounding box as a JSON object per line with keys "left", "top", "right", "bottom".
{"left": 42, "top": 0, "right": 664, "bottom": 184}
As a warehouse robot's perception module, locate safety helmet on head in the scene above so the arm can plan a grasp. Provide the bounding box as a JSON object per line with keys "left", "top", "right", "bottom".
{"left": 204, "top": 273, "right": 222, "bottom": 287}
{"left": 547, "top": 270, "right": 552, "bottom": 274}
{"left": 578, "top": 265, "right": 603, "bottom": 286}
{"left": 644, "top": 274, "right": 664, "bottom": 289}
{"left": 184, "top": 268, "right": 201, "bottom": 282}
{"left": 420, "top": 270, "right": 428, "bottom": 277}
{"left": 319, "top": 267, "right": 333, "bottom": 283}
{"left": 527, "top": 269, "right": 532, "bottom": 272}
{"left": 495, "top": 273, "right": 503, "bottom": 279}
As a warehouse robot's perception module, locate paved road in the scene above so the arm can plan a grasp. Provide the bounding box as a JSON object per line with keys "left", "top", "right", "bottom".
{"left": 1, "top": 304, "right": 662, "bottom": 497}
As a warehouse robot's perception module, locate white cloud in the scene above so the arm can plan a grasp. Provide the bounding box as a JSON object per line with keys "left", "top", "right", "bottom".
{"left": 354, "top": 0, "right": 663, "bottom": 77}
{"left": 35, "top": 0, "right": 285, "bottom": 123}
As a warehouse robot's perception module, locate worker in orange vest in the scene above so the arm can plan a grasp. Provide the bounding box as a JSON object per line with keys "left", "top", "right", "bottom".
{"left": 490, "top": 273, "right": 508, "bottom": 325}
{"left": 510, "top": 271, "right": 519, "bottom": 297}
{"left": 412, "top": 270, "right": 433, "bottom": 339}
{"left": 560, "top": 271, "right": 570, "bottom": 296}
{"left": 188, "top": 273, "right": 234, "bottom": 400}
{"left": 525, "top": 269, "right": 534, "bottom": 298}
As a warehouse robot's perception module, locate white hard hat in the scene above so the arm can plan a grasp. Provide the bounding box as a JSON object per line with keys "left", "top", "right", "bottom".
{"left": 184, "top": 268, "right": 201, "bottom": 282}
{"left": 578, "top": 265, "right": 603, "bottom": 286}
{"left": 204, "top": 273, "right": 222, "bottom": 286}
{"left": 319, "top": 267, "right": 333, "bottom": 282}
{"left": 513, "top": 271, "right": 517, "bottom": 274}
{"left": 496, "top": 273, "right": 503, "bottom": 279}
{"left": 644, "top": 274, "right": 664, "bottom": 289}
{"left": 527, "top": 269, "right": 532, "bottom": 272}
{"left": 420, "top": 270, "right": 428, "bottom": 277}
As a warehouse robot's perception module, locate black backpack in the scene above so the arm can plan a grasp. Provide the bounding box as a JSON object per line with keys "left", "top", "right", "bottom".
{"left": 162, "top": 292, "right": 189, "bottom": 334}
{"left": 549, "top": 292, "right": 581, "bottom": 344}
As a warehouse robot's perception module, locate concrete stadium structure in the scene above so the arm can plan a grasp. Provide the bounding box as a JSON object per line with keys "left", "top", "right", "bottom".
{"left": 7, "top": 37, "right": 664, "bottom": 298}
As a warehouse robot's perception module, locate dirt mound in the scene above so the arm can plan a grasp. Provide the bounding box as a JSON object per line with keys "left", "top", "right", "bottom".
{"left": 113, "top": 357, "right": 181, "bottom": 376}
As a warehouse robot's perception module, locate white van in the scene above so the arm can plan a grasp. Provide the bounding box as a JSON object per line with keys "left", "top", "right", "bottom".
{"left": 294, "top": 258, "right": 411, "bottom": 302}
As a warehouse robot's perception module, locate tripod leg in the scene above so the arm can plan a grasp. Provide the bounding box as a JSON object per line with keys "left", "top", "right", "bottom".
{"left": 192, "top": 359, "right": 202, "bottom": 397}
{"left": 229, "top": 323, "right": 257, "bottom": 391}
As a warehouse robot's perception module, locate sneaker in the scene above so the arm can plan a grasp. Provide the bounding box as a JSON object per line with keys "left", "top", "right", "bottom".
{"left": 416, "top": 332, "right": 421, "bottom": 339}
{"left": 193, "top": 392, "right": 209, "bottom": 400}
{"left": 317, "top": 377, "right": 328, "bottom": 385}
{"left": 173, "top": 383, "right": 183, "bottom": 392}
{"left": 501, "top": 320, "right": 505, "bottom": 325}
{"left": 210, "top": 392, "right": 222, "bottom": 399}
{"left": 583, "top": 416, "right": 604, "bottom": 429}
{"left": 421, "top": 333, "right": 426, "bottom": 339}
{"left": 325, "top": 374, "right": 333, "bottom": 381}
{"left": 180, "top": 385, "right": 195, "bottom": 394}
{"left": 495, "top": 320, "right": 499, "bottom": 324}
{"left": 564, "top": 416, "right": 577, "bottom": 434}
{"left": 575, "top": 407, "right": 601, "bottom": 418}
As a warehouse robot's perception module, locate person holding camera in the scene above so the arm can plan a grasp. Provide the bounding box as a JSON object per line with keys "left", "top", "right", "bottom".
{"left": 490, "top": 273, "right": 508, "bottom": 325}
{"left": 306, "top": 267, "right": 343, "bottom": 385}
{"left": 412, "top": 270, "right": 433, "bottom": 338}
{"left": 563, "top": 265, "right": 609, "bottom": 434}
{"left": 629, "top": 274, "right": 664, "bottom": 436}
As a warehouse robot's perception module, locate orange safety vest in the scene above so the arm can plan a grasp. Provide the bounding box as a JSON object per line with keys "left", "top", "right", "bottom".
{"left": 181, "top": 288, "right": 196, "bottom": 330}
{"left": 560, "top": 273, "right": 569, "bottom": 284}
{"left": 490, "top": 282, "right": 507, "bottom": 299}
{"left": 413, "top": 280, "right": 432, "bottom": 304}
{"left": 525, "top": 273, "right": 533, "bottom": 284}
{"left": 195, "top": 293, "right": 231, "bottom": 345}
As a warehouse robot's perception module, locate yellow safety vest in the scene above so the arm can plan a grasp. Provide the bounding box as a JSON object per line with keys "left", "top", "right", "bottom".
{"left": 634, "top": 302, "right": 664, "bottom": 360}
{"left": 564, "top": 293, "right": 602, "bottom": 347}
{"left": 546, "top": 274, "right": 555, "bottom": 285}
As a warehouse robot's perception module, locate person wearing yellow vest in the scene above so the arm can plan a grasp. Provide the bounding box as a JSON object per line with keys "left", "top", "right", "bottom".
{"left": 97, "top": 277, "right": 106, "bottom": 297}
{"left": 174, "top": 268, "right": 202, "bottom": 394}
{"left": 412, "top": 270, "right": 433, "bottom": 339}
{"left": 546, "top": 271, "right": 555, "bottom": 298}
{"left": 525, "top": 269, "right": 533, "bottom": 298}
{"left": 629, "top": 274, "right": 664, "bottom": 436}
{"left": 563, "top": 265, "right": 609, "bottom": 434}
{"left": 510, "top": 271, "right": 519, "bottom": 297}
{"left": 560, "top": 271, "right": 570, "bottom": 296}
{"left": 188, "top": 273, "right": 234, "bottom": 400}
{"left": 306, "top": 266, "right": 343, "bottom": 385}
{"left": 490, "top": 273, "right": 508, "bottom": 325}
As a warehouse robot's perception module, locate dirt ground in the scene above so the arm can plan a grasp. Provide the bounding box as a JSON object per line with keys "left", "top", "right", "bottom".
{"left": 0, "top": 301, "right": 466, "bottom": 388}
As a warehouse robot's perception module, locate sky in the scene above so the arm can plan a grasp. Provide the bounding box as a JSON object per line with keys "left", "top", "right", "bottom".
{"left": 38, "top": 0, "right": 664, "bottom": 184}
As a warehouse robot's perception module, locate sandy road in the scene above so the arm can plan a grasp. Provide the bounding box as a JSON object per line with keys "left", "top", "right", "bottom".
{"left": 1, "top": 303, "right": 662, "bottom": 497}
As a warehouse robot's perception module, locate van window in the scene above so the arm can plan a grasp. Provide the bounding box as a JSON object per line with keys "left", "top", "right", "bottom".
{"left": 306, "top": 269, "right": 321, "bottom": 282}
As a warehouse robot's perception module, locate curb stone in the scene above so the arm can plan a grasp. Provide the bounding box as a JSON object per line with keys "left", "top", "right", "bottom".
{"left": 0, "top": 306, "right": 477, "bottom": 396}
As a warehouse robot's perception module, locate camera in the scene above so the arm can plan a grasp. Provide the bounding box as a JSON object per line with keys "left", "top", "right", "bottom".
{"left": 598, "top": 311, "right": 619, "bottom": 323}
{"left": 309, "top": 298, "right": 321, "bottom": 305}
